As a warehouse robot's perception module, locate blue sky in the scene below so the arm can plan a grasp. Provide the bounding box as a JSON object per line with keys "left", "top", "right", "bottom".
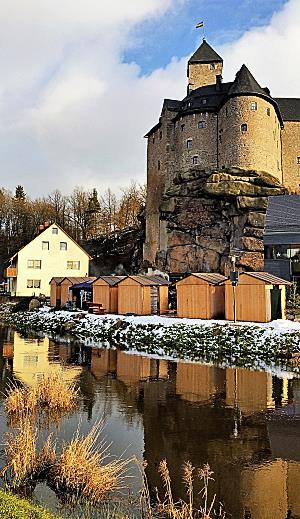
{"left": 124, "top": 0, "right": 288, "bottom": 75}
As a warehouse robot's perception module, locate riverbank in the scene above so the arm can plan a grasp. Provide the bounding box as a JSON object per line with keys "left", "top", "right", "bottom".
{"left": 0, "top": 490, "right": 61, "bottom": 519}
{"left": 2, "top": 307, "right": 300, "bottom": 371}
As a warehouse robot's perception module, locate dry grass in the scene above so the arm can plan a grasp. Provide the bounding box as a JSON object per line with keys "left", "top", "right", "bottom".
{"left": 37, "top": 373, "right": 79, "bottom": 414}
{"left": 4, "top": 382, "right": 38, "bottom": 421}
{"left": 51, "top": 421, "right": 129, "bottom": 505}
{"left": 153, "top": 460, "right": 225, "bottom": 519}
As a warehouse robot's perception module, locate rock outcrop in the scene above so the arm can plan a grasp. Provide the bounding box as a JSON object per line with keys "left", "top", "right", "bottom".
{"left": 148, "top": 167, "right": 286, "bottom": 274}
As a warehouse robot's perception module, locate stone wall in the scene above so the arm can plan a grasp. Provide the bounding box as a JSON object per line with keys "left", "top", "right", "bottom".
{"left": 144, "top": 167, "right": 286, "bottom": 274}
{"left": 188, "top": 62, "right": 223, "bottom": 90}
{"left": 281, "top": 121, "right": 300, "bottom": 193}
{"left": 218, "top": 96, "right": 282, "bottom": 182}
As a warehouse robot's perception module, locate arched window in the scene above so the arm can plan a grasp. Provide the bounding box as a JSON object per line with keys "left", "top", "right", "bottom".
{"left": 187, "top": 139, "right": 193, "bottom": 149}
{"left": 192, "top": 156, "right": 199, "bottom": 165}
{"left": 241, "top": 123, "right": 248, "bottom": 132}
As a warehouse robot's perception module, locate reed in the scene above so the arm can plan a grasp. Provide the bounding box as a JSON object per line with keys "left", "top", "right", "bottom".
{"left": 4, "top": 382, "right": 37, "bottom": 420}
{"left": 155, "top": 460, "right": 225, "bottom": 519}
{"left": 51, "top": 422, "right": 129, "bottom": 505}
{"left": 37, "top": 373, "right": 79, "bottom": 414}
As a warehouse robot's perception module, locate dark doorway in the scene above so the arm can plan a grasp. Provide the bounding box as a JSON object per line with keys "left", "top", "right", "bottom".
{"left": 271, "top": 287, "right": 282, "bottom": 320}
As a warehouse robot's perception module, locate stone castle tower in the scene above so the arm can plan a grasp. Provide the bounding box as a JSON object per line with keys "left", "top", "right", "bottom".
{"left": 143, "top": 40, "right": 300, "bottom": 272}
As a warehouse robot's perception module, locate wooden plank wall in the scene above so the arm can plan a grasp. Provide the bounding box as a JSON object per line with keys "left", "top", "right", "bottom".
{"left": 93, "top": 285, "right": 110, "bottom": 311}
{"left": 225, "top": 281, "right": 267, "bottom": 322}
{"left": 210, "top": 285, "right": 225, "bottom": 319}
{"left": 50, "top": 283, "right": 59, "bottom": 307}
{"left": 159, "top": 285, "right": 169, "bottom": 314}
{"left": 176, "top": 284, "right": 209, "bottom": 318}
{"left": 118, "top": 283, "right": 151, "bottom": 315}
{"left": 60, "top": 282, "right": 72, "bottom": 306}
{"left": 110, "top": 286, "right": 119, "bottom": 314}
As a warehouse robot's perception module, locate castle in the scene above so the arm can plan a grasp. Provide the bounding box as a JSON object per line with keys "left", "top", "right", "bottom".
{"left": 143, "top": 40, "right": 300, "bottom": 271}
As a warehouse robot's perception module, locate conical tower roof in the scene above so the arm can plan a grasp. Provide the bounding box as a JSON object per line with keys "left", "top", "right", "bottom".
{"left": 189, "top": 39, "right": 223, "bottom": 64}
{"left": 228, "top": 64, "right": 267, "bottom": 96}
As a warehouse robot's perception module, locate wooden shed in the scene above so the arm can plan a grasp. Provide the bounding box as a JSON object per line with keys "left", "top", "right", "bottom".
{"left": 175, "top": 273, "right": 227, "bottom": 319}
{"left": 50, "top": 277, "right": 65, "bottom": 307}
{"left": 117, "top": 275, "right": 169, "bottom": 316}
{"left": 50, "top": 277, "right": 95, "bottom": 308}
{"left": 224, "top": 272, "right": 290, "bottom": 323}
{"left": 92, "top": 276, "right": 126, "bottom": 313}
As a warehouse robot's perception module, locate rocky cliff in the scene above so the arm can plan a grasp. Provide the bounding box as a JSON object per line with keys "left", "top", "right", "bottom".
{"left": 149, "top": 167, "right": 286, "bottom": 274}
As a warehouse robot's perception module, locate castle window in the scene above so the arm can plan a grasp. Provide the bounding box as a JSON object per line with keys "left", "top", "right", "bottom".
{"left": 198, "top": 120, "right": 206, "bottom": 129}
{"left": 152, "top": 136, "right": 155, "bottom": 143}
{"left": 202, "top": 99, "right": 207, "bottom": 105}
{"left": 241, "top": 123, "right": 248, "bottom": 132}
{"left": 297, "top": 157, "right": 300, "bottom": 164}
{"left": 266, "top": 108, "right": 271, "bottom": 116}
{"left": 181, "top": 124, "right": 185, "bottom": 132}
{"left": 251, "top": 102, "right": 257, "bottom": 110}
{"left": 158, "top": 160, "right": 161, "bottom": 170}
{"left": 187, "top": 101, "right": 192, "bottom": 108}
{"left": 187, "top": 139, "right": 193, "bottom": 149}
{"left": 225, "top": 106, "right": 228, "bottom": 116}
{"left": 166, "top": 144, "right": 170, "bottom": 152}
{"left": 210, "top": 63, "right": 215, "bottom": 70}
{"left": 159, "top": 131, "right": 163, "bottom": 140}
{"left": 192, "top": 156, "right": 199, "bottom": 165}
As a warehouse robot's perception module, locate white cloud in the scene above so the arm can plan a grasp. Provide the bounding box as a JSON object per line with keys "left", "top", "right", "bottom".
{"left": 0, "top": 0, "right": 299, "bottom": 196}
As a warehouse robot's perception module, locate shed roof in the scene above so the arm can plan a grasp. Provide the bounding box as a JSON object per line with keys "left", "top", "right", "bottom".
{"left": 243, "top": 272, "right": 291, "bottom": 285}
{"left": 178, "top": 273, "right": 227, "bottom": 285}
{"left": 70, "top": 280, "right": 94, "bottom": 290}
{"left": 58, "top": 276, "right": 95, "bottom": 286}
{"left": 50, "top": 277, "right": 65, "bottom": 285}
{"left": 92, "top": 276, "right": 126, "bottom": 286}
{"left": 121, "top": 275, "right": 169, "bottom": 286}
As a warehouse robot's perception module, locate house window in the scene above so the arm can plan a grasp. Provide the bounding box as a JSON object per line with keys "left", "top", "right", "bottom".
{"left": 42, "top": 241, "right": 49, "bottom": 250}
{"left": 210, "top": 63, "right": 215, "bottom": 70}
{"left": 266, "top": 108, "right": 271, "bottom": 116}
{"left": 297, "top": 156, "right": 300, "bottom": 164}
{"left": 192, "top": 156, "right": 199, "bottom": 165}
{"left": 67, "top": 261, "right": 80, "bottom": 270}
{"left": 187, "top": 139, "right": 193, "bottom": 149}
{"left": 251, "top": 101, "right": 257, "bottom": 110}
{"left": 27, "top": 260, "right": 41, "bottom": 269}
{"left": 198, "top": 120, "right": 206, "bottom": 129}
{"left": 241, "top": 123, "right": 248, "bottom": 132}
{"left": 27, "top": 280, "right": 41, "bottom": 289}
{"left": 60, "top": 242, "right": 67, "bottom": 251}
{"left": 52, "top": 227, "right": 58, "bottom": 234}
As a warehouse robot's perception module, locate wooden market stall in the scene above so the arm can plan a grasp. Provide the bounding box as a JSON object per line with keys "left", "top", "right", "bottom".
{"left": 175, "top": 273, "right": 227, "bottom": 319}
{"left": 92, "top": 276, "right": 126, "bottom": 313}
{"left": 117, "top": 275, "right": 169, "bottom": 316}
{"left": 224, "top": 271, "right": 290, "bottom": 323}
{"left": 50, "top": 277, "right": 65, "bottom": 307}
{"left": 50, "top": 277, "right": 95, "bottom": 308}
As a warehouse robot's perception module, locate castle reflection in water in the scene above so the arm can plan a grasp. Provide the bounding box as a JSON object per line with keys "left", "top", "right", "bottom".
{"left": 1, "top": 327, "right": 300, "bottom": 519}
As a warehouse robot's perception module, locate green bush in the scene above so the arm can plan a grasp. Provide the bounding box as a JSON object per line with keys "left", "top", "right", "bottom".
{"left": 0, "top": 490, "right": 61, "bottom": 519}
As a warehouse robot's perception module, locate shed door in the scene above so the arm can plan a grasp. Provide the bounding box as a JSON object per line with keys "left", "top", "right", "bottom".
{"left": 150, "top": 286, "right": 159, "bottom": 315}
{"left": 271, "top": 287, "right": 282, "bottom": 320}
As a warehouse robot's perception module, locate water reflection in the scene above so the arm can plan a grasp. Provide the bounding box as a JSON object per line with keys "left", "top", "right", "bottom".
{"left": 0, "top": 328, "right": 300, "bottom": 518}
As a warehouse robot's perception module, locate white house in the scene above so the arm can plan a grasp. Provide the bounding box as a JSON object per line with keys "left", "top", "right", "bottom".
{"left": 5, "top": 222, "right": 92, "bottom": 297}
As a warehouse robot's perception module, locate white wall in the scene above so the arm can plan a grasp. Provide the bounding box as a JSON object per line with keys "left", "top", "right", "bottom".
{"left": 14, "top": 224, "right": 90, "bottom": 297}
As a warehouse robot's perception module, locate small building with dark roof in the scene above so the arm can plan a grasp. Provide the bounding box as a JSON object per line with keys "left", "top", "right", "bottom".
{"left": 225, "top": 272, "right": 290, "bottom": 322}
{"left": 92, "top": 276, "right": 126, "bottom": 314}
{"left": 175, "top": 273, "right": 227, "bottom": 319}
{"left": 117, "top": 275, "right": 169, "bottom": 316}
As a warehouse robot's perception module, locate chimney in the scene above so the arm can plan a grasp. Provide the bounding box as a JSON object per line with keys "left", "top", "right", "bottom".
{"left": 216, "top": 74, "right": 223, "bottom": 91}
{"left": 38, "top": 224, "right": 44, "bottom": 233}
{"left": 44, "top": 221, "right": 50, "bottom": 229}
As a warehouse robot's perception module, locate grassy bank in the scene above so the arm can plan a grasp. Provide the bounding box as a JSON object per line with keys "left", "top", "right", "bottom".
{"left": 0, "top": 490, "right": 61, "bottom": 519}
{"left": 2, "top": 308, "right": 300, "bottom": 371}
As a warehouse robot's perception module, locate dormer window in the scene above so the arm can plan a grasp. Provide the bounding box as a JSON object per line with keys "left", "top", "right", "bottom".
{"left": 202, "top": 99, "right": 207, "bottom": 105}
{"left": 198, "top": 120, "right": 206, "bottom": 129}
{"left": 251, "top": 102, "right": 257, "bottom": 110}
{"left": 187, "top": 139, "right": 193, "bottom": 149}
{"left": 241, "top": 124, "right": 248, "bottom": 132}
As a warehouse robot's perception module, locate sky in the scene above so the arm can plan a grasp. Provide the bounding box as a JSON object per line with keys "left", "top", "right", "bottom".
{"left": 0, "top": 0, "right": 298, "bottom": 198}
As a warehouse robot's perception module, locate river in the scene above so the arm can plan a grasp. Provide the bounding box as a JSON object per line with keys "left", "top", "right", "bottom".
{"left": 0, "top": 326, "right": 299, "bottom": 518}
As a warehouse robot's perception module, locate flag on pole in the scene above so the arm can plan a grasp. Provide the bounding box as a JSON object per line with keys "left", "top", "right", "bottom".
{"left": 196, "top": 21, "right": 204, "bottom": 28}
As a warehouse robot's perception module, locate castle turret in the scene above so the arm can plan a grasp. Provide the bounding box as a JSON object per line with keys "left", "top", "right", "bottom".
{"left": 187, "top": 40, "right": 223, "bottom": 92}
